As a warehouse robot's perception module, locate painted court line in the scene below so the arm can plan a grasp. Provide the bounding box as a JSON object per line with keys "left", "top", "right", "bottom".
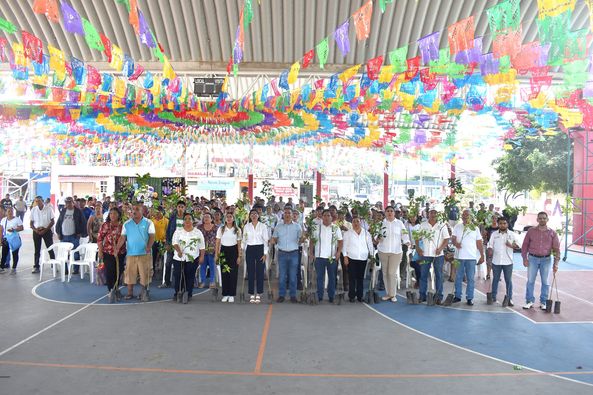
{"left": 0, "top": 360, "right": 592, "bottom": 381}
{"left": 0, "top": 293, "right": 107, "bottom": 358}
{"left": 255, "top": 305, "right": 273, "bottom": 373}
{"left": 363, "top": 304, "right": 593, "bottom": 388}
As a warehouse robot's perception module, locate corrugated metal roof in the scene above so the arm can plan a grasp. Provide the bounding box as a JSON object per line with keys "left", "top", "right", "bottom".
{"left": 0, "top": 0, "right": 590, "bottom": 73}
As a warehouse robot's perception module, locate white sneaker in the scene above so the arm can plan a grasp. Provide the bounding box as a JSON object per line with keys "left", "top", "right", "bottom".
{"left": 228, "top": 296, "right": 234, "bottom": 303}
{"left": 540, "top": 304, "right": 547, "bottom": 310}
{"left": 221, "top": 296, "right": 229, "bottom": 303}
{"left": 249, "top": 295, "right": 256, "bottom": 304}
{"left": 391, "top": 296, "right": 397, "bottom": 302}
{"left": 522, "top": 302, "right": 534, "bottom": 309}
{"left": 255, "top": 294, "right": 261, "bottom": 304}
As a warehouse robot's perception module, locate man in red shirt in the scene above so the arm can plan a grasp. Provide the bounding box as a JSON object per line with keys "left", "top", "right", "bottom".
{"left": 521, "top": 212, "right": 560, "bottom": 310}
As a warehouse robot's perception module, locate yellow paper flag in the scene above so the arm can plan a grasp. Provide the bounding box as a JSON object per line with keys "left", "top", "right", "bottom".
{"left": 288, "top": 62, "right": 300, "bottom": 84}
{"left": 163, "top": 56, "right": 176, "bottom": 80}
{"left": 537, "top": 0, "right": 576, "bottom": 18}
{"left": 12, "top": 43, "right": 26, "bottom": 67}
{"left": 339, "top": 65, "right": 361, "bottom": 85}
{"left": 110, "top": 45, "right": 124, "bottom": 71}
{"left": 48, "top": 45, "right": 65, "bottom": 74}
{"left": 114, "top": 77, "right": 126, "bottom": 98}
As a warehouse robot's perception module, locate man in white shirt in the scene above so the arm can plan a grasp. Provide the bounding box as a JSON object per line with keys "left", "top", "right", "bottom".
{"left": 487, "top": 217, "right": 518, "bottom": 306}
{"left": 451, "top": 209, "right": 485, "bottom": 306}
{"left": 30, "top": 196, "right": 55, "bottom": 273}
{"left": 415, "top": 209, "right": 450, "bottom": 304}
{"left": 309, "top": 210, "right": 343, "bottom": 303}
{"left": 343, "top": 217, "right": 374, "bottom": 302}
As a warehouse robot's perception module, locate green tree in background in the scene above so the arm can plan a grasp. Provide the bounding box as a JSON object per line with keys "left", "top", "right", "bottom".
{"left": 472, "top": 176, "right": 495, "bottom": 199}
{"left": 494, "top": 131, "right": 571, "bottom": 194}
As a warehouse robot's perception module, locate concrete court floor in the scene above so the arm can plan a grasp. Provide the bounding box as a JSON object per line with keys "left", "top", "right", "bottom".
{"left": 0, "top": 233, "right": 592, "bottom": 395}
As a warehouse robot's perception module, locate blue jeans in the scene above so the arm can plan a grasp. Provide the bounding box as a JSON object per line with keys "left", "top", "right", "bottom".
{"left": 199, "top": 253, "right": 215, "bottom": 285}
{"left": 492, "top": 264, "right": 513, "bottom": 301}
{"left": 62, "top": 235, "right": 80, "bottom": 272}
{"left": 419, "top": 256, "right": 444, "bottom": 300}
{"left": 315, "top": 258, "right": 337, "bottom": 301}
{"left": 526, "top": 255, "right": 552, "bottom": 304}
{"left": 454, "top": 259, "right": 476, "bottom": 300}
{"left": 278, "top": 250, "right": 299, "bottom": 297}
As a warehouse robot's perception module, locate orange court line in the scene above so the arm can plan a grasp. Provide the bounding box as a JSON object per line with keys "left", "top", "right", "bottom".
{"left": 1, "top": 360, "right": 593, "bottom": 380}
{"left": 254, "top": 304, "right": 273, "bottom": 373}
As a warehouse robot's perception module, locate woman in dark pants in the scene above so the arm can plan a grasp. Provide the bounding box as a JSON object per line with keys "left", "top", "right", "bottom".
{"left": 407, "top": 214, "right": 422, "bottom": 289}
{"left": 97, "top": 208, "right": 126, "bottom": 297}
{"left": 215, "top": 213, "right": 242, "bottom": 303}
{"left": 343, "top": 217, "right": 374, "bottom": 302}
{"left": 172, "top": 213, "right": 205, "bottom": 302}
{"left": 241, "top": 209, "right": 269, "bottom": 304}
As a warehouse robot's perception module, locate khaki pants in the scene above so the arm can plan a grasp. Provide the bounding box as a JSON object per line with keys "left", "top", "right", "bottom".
{"left": 378, "top": 252, "right": 403, "bottom": 298}
{"left": 125, "top": 254, "right": 151, "bottom": 286}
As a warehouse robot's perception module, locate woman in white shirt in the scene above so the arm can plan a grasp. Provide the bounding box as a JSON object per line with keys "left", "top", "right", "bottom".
{"left": 172, "top": 212, "right": 205, "bottom": 303}
{"left": 0, "top": 207, "right": 24, "bottom": 274}
{"left": 343, "top": 217, "right": 374, "bottom": 302}
{"left": 242, "top": 209, "right": 269, "bottom": 303}
{"left": 377, "top": 206, "right": 410, "bottom": 302}
{"left": 215, "top": 213, "right": 242, "bottom": 303}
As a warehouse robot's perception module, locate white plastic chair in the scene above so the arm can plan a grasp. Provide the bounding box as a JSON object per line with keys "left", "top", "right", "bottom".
{"left": 68, "top": 243, "right": 98, "bottom": 283}
{"left": 40, "top": 242, "right": 74, "bottom": 282}
{"left": 405, "top": 251, "right": 415, "bottom": 289}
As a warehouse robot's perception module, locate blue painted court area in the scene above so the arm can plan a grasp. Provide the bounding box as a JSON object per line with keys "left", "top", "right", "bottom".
{"left": 33, "top": 276, "right": 205, "bottom": 305}
{"left": 369, "top": 299, "right": 593, "bottom": 385}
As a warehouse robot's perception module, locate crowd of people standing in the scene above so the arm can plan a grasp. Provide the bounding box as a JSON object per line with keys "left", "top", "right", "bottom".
{"left": 0, "top": 191, "right": 561, "bottom": 310}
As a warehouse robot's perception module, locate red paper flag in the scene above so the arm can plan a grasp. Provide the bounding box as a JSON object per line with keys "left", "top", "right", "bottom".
{"left": 314, "top": 79, "right": 324, "bottom": 89}
{"left": 302, "top": 49, "right": 314, "bottom": 69}
{"left": 405, "top": 56, "right": 420, "bottom": 80}
{"left": 86, "top": 64, "right": 101, "bottom": 90}
{"left": 22, "top": 30, "right": 43, "bottom": 64}
{"left": 100, "top": 33, "right": 112, "bottom": 62}
{"left": 129, "top": 0, "right": 140, "bottom": 34}
{"left": 353, "top": 0, "right": 373, "bottom": 40}
{"left": 448, "top": 16, "right": 475, "bottom": 55}
{"left": 226, "top": 56, "right": 233, "bottom": 74}
{"left": 366, "top": 55, "right": 383, "bottom": 80}
{"left": 33, "top": 0, "right": 59, "bottom": 23}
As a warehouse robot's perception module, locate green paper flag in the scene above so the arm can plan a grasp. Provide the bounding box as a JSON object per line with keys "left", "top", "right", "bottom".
{"left": 0, "top": 17, "right": 17, "bottom": 34}
{"left": 316, "top": 38, "right": 329, "bottom": 69}
{"left": 153, "top": 44, "right": 164, "bottom": 63}
{"left": 233, "top": 64, "right": 238, "bottom": 78}
{"left": 82, "top": 18, "right": 104, "bottom": 51}
{"left": 498, "top": 55, "right": 511, "bottom": 73}
{"left": 379, "top": 0, "right": 394, "bottom": 13}
{"left": 116, "top": 0, "right": 131, "bottom": 12}
{"left": 389, "top": 45, "right": 408, "bottom": 73}
{"left": 244, "top": 0, "right": 253, "bottom": 28}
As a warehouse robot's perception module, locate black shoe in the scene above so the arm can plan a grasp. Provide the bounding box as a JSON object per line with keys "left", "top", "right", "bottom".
{"left": 435, "top": 298, "right": 442, "bottom": 305}
{"left": 467, "top": 299, "right": 474, "bottom": 306}
{"left": 419, "top": 298, "right": 427, "bottom": 303}
{"left": 486, "top": 274, "right": 491, "bottom": 280}
{"left": 377, "top": 286, "right": 385, "bottom": 291}
{"left": 290, "top": 297, "right": 297, "bottom": 303}
{"left": 276, "top": 296, "right": 285, "bottom": 303}
{"left": 349, "top": 298, "right": 355, "bottom": 303}
{"left": 158, "top": 283, "right": 170, "bottom": 289}
{"left": 452, "top": 297, "right": 462, "bottom": 303}
{"left": 329, "top": 298, "right": 334, "bottom": 303}
{"left": 172, "top": 293, "right": 177, "bottom": 301}
{"left": 72, "top": 270, "right": 80, "bottom": 275}
{"left": 31, "top": 268, "right": 40, "bottom": 274}
{"left": 508, "top": 300, "right": 514, "bottom": 307}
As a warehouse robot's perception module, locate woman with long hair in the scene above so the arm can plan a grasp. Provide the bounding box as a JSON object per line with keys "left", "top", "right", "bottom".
{"left": 242, "top": 209, "right": 269, "bottom": 303}
{"left": 198, "top": 212, "right": 218, "bottom": 288}
{"left": 97, "top": 207, "right": 126, "bottom": 299}
{"left": 0, "top": 207, "right": 24, "bottom": 274}
{"left": 215, "top": 213, "right": 242, "bottom": 303}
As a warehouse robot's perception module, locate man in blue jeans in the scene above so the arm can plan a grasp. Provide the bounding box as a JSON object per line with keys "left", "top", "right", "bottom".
{"left": 271, "top": 206, "right": 302, "bottom": 303}
{"left": 451, "top": 209, "right": 484, "bottom": 306}
{"left": 521, "top": 212, "right": 560, "bottom": 310}
{"left": 55, "top": 197, "right": 86, "bottom": 274}
{"left": 487, "top": 217, "right": 519, "bottom": 306}
{"left": 415, "top": 209, "right": 450, "bottom": 304}
{"left": 309, "top": 210, "right": 343, "bottom": 303}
